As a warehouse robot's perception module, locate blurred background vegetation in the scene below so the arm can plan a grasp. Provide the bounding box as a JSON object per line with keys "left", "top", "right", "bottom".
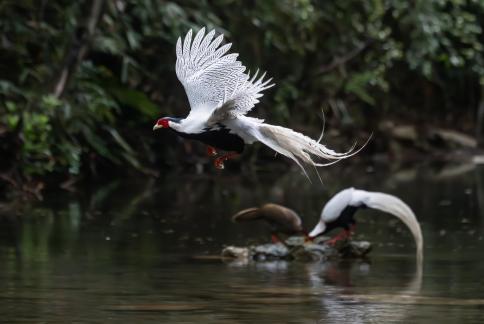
{"left": 0, "top": 0, "right": 483, "bottom": 196}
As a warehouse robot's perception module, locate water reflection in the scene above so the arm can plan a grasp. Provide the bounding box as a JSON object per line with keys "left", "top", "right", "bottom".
{"left": 305, "top": 258, "right": 422, "bottom": 323}
{"left": 0, "top": 162, "right": 483, "bottom": 323}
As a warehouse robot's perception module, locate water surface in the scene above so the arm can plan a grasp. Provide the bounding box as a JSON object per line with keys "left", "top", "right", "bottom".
{"left": 1, "top": 162, "right": 484, "bottom": 323}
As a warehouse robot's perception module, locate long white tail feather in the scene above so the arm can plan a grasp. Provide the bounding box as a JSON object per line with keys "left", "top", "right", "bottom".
{"left": 359, "top": 191, "right": 424, "bottom": 263}
{"left": 255, "top": 123, "right": 365, "bottom": 171}
{"left": 317, "top": 108, "right": 326, "bottom": 143}
{"left": 313, "top": 134, "right": 372, "bottom": 167}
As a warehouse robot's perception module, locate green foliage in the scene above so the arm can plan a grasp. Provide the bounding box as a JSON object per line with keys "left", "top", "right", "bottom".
{"left": 0, "top": 0, "right": 483, "bottom": 178}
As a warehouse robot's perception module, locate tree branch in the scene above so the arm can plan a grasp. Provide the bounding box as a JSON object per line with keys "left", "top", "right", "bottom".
{"left": 53, "top": 0, "right": 105, "bottom": 98}
{"left": 313, "top": 41, "right": 370, "bottom": 76}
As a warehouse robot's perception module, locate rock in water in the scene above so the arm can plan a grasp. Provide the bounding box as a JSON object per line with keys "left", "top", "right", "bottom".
{"left": 221, "top": 246, "right": 249, "bottom": 259}
{"left": 222, "top": 238, "right": 371, "bottom": 262}
{"left": 291, "top": 243, "right": 336, "bottom": 262}
{"left": 340, "top": 240, "right": 372, "bottom": 258}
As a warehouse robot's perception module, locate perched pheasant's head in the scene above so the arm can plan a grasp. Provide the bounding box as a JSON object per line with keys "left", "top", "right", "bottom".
{"left": 308, "top": 221, "right": 327, "bottom": 239}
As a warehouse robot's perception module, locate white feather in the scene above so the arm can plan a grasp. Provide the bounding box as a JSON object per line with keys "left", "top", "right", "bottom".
{"left": 175, "top": 27, "right": 271, "bottom": 121}
{"left": 255, "top": 124, "right": 360, "bottom": 168}
{"left": 308, "top": 222, "right": 326, "bottom": 238}
{"left": 321, "top": 188, "right": 355, "bottom": 223}
{"left": 351, "top": 189, "right": 423, "bottom": 263}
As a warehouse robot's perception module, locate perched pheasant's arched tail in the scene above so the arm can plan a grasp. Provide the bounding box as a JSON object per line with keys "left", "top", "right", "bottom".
{"left": 361, "top": 191, "right": 424, "bottom": 263}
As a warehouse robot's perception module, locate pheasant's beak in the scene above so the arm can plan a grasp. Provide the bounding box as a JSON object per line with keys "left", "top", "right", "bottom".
{"left": 153, "top": 124, "right": 162, "bottom": 131}
{"left": 304, "top": 235, "right": 313, "bottom": 243}
{"left": 301, "top": 230, "right": 313, "bottom": 243}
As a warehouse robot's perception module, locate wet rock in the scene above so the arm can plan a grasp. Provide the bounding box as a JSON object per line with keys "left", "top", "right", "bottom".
{"left": 221, "top": 246, "right": 249, "bottom": 259}
{"left": 430, "top": 128, "right": 477, "bottom": 148}
{"left": 291, "top": 243, "right": 336, "bottom": 262}
{"left": 285, "top": 236, "right": 306, "bottom": 246}
{"left": 251, "top": 243, "right": 289, "bottom": 260}
{"left": 339, "top": 240, "right": 372, "bottom": 258}
{"left": 222, "top": 237, "right": 371, "bottom": 262}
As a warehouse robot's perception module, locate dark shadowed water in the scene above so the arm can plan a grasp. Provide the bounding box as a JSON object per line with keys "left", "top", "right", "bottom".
{"left": 1, "top": 162, "right": 484, "bottom": 323}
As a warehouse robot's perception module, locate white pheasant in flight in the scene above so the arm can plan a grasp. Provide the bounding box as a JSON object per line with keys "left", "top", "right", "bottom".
{"left": 153, "top": 27, "right": 362, "bottom": 171}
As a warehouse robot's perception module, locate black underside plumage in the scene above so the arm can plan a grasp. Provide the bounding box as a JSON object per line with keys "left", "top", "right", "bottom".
{"left": 324, "top": 205, "right": 365, "bottom": 234}
{"left": 173, "top": 124, "right": 245, "bottom": 153}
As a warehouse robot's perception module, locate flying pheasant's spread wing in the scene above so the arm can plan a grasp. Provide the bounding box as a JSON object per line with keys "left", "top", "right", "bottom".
{"left": 176, "top": 27, "right": 273, "bottom": 120}
{"left": 176, "top": 28, "right": 244, "bottom": 113}
{"left": 226, "top": 69, "right": 274, "bottom": 115}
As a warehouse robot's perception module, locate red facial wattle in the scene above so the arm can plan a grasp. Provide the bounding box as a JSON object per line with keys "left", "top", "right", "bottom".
{"left": 156, "top": 118, "right": 169, "bottom": 128}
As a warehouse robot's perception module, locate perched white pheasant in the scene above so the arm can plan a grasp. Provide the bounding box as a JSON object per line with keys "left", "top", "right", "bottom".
{"left": 309, "top": 187, "right": 423, "bottom": 262}
{"left": 153, "top": 27, "right": 360, "bottom": 171}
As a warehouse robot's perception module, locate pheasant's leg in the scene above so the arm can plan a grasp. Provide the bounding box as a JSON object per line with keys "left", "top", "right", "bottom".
{"left": 271, "top": 234, "right": 280, "bottom": 243}
{"left": 207, "top": 146, "right": 218, "bottom": 157}
{"left": 326, "top": 225, "right": 355, "bottom": 246}
{"left": 271, "top": 233, "right": 289, "bottom": 247}
{"left": 213, "top": 152, "right": 238, "bottom": 169}
{"left": 326, "top": 230, "right": 349, "bottom": 246}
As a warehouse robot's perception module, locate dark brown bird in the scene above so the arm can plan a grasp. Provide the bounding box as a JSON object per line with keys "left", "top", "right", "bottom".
{"left": 232, "top": 203, "right": 307, "bottom": 244}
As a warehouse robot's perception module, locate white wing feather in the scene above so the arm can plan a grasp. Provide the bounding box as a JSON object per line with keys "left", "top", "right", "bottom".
{"left": 228, "top": 69, "right": 274, "bottom": 115}
{"left": 175, "top": 27, "right": 273, "bottom": 118}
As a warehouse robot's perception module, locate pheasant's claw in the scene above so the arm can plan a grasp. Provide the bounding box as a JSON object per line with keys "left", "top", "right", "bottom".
{"left": 214, "top": 158, "right": 225, "bottom": 169}
{"left": 326, "top": 237, "right": 339, "bottom": 246}
{"left": 326, "top": 229, "right": 352, "bottom": 246}
{"left": 207, "top": 146, "right": 218, "bottom": 157}
{"left": 212, "top": 152, "right": 238, "bottom": 170}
